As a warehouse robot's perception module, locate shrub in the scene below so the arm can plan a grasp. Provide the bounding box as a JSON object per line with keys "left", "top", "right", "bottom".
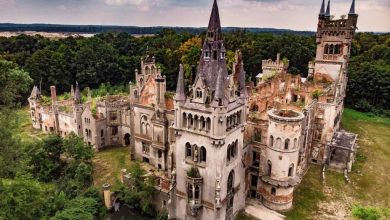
{"left": 352, "top": 205, "right": 381, "bottom": 220}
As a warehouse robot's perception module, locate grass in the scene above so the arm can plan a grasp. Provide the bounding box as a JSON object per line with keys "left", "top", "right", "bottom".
{"left": 285, "top": 108, "right": 390, "bottom": 220}
{"left": 16, "top": 107, "right": 47, "bottom": 143}
{"left": 92, "top": 147, "right": 132, "bottom": 189}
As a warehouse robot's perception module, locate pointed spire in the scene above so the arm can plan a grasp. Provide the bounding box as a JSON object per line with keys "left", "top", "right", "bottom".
{"left": 175, "top": 64, "right": 186, "bottom": 102}
{"left": 325, "top": 0, "right": 331, "bottom": 17}
{"left": 207, "top": 0, "right": 222, "bottom": 41}
{"left": 349, "top": 0, "right": 356, "bottom": 15}
{"left": 213, "top": 68, "right": 225, "bottom": 107}
{"left": 319, "top": 0, "right": 325, "bottom": 16}
{"left": 74, "top": 81, "right": 82, "bottom": 104}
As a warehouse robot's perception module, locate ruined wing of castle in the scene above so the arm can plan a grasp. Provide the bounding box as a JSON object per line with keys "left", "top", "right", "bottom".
{"left": 28, "top": 0, "right": 359, "bottom": 219}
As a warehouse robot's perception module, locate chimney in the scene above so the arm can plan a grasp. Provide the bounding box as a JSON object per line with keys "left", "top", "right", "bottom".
{"left": 50, "top": 86, "right": 57, "bottom": 104}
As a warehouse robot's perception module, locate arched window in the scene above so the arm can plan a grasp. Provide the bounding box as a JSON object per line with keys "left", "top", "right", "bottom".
{"left": 194, "top": 185, "right": 200, "bottom": 201}
{"left": 151, "top": 65, "right": 155, "bottom": 74}
{"left": 182, "top": 113, "right": 187, "bottom": 127}
{"left": 194, "top": 115, "right": 199, "bottom": 130}
{"left": 196, "top": 88, "right": 202, "bottom": 98}
{"left": 206, "top": 117, "right": 211, "bottom": 132}
{"left": 284, "top": 139, "right": 290, "bottom": 150}
{"left": 227, "top": 145, "right": 231, "bottom": 161}
{"left": 269, "top": 135, "right": 274, "bottom": 147}
{"left": 294, "top": 138, "right": 298, "bottom": 149}
{"left": 271, "top": 187, "right": 276, "bottom": 196}
{"left": 227, "top": 170, "right": 234, "bottom": 194}
{"left": 324, "top": 44, "right": 329, "bottom": 54}
{"left": 158, "top": 150, "right": 162, "bottom": 158}
{"left": 187, "top": 184, "right": 193, "bottom": 200}
{"left": 335, "top": 44, "right": 340, "bottom": 54}
{"left": 140, "top": 78, "right": 144, "bottom": 87}
{"left": 288, "top": 164, "right": 294, "bottom": 177}
{"left": 267, "top": 160, "right": 272, "bottom": 176}
{"left": 145, "top": 66, "right": 150, "bottom": 75}
{"left": 201, "top": 116, "right": 206, "bottom": 130}
{"left": 329, "top": 44, "right": 335, "bottom": 54}
{"left": 186, "top": 143, "right": 192, "bottom": 158}
{"left": 200, "top": 147, "right": 206, "bottom": 163}
{"left": 189, "top": 114, "right": 194, "bottom": 127}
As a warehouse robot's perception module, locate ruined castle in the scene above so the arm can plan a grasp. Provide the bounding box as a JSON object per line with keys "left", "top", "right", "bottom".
{"left": 28, "top": 0, "right": 358, "bottom": 219}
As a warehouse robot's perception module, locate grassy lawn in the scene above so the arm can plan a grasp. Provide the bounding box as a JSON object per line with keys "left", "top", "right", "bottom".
{"left": 92, "top": 147, "right": 132, "bottom": 189}
{"left": 15, "top": 107, "right": 48, "bottom": 143}
{"left": 285, "top": 108, "right": 390, "bottom": 220}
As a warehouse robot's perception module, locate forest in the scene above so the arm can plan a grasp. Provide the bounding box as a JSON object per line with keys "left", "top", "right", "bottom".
{"left": 0, "top": 30, "right": 388, "bottom": 115}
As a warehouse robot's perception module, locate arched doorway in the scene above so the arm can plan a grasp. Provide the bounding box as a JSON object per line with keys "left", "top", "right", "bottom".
{"left": 124, "top": 133, "right": 131, "bottom": 146}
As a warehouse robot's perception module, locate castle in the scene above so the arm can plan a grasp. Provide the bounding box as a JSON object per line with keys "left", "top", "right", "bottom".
{"left": 28, "top": 0, "right": 358, "bottom": 219}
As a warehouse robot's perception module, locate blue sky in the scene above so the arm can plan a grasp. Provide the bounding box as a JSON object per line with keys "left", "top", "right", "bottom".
{"left": 0, "top": 0, "right": 389, "bottom": 32}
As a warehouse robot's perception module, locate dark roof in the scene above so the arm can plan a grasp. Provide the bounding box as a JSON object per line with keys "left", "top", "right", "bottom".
{"left": 175, "top": 64, "right": 186, "bottom": 102}
{"left": 325, "top": 0, "right": 331, "bottom": 17}
{"left": 208, "top": 0, "right": 222, "bottom": 40}
{"left": 349, "top": 0, "right": 356, "bottom": 15}
{"left": 319, "top": 0, "right": 325, "bottom": 16}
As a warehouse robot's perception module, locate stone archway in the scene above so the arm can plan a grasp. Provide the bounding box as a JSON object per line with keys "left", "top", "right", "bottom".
{"left": 124, "top": 133, "right": 131, "bottom": 146}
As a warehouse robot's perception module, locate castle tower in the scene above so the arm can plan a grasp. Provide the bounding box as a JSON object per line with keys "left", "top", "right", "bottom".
{"left": 171, "top": 1, "right": 247, "bottom": 219}
{"left": 73, "top": 82, "right": 84, "bottom": 136}
{"left": 28, "top": 86, "right": 42, "bottom": 130}
{"left": 260, "top": 109, "right": 304, "bottom": 211}
{"left": 310, "top": 0, "right": 358, "bottom": 163}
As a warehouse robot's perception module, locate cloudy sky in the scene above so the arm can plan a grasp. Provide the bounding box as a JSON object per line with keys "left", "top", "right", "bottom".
{"left": 0, "top": 0, "right": 389, "bottom": 32}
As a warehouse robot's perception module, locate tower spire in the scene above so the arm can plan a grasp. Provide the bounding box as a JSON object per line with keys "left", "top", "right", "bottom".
{"left": 325, "top": 0, "right": 331, "bottom": 17}
{"left": 74, "top": 81, "right": 82, "bottom": 104}
{"left": 319, "top": 0, "right": 325, "bottom": 16}
{"left": 349, "top": 0, "right": 356, "bottom": 15}
{"left": 175, "top": 64, "right": 186, "bottom": 102}
{"left": 207, "top": 0, "right": 222, "bottom": 41}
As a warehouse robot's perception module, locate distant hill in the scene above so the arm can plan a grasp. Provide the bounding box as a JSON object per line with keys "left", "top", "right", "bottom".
{"left": 0, "top": 23, "right": 316, "bottom": 36}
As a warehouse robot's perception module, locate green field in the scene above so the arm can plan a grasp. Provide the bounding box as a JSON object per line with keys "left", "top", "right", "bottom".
{"left": 285, "top": 108, "right": 390, "bottom": 220}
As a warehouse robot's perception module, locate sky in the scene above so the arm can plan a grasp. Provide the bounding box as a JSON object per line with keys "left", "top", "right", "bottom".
{"left": 0, "top": 0, "right": 389, "bottom": 32}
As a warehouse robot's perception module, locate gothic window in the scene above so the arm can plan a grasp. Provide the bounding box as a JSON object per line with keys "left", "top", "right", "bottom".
{"left": 227, "top": 145, "right": 231, "bottom": 161}
{"left": 201, "top": 117, "right": 206, "bottom": 130}
{"left": 294, "top": 138, "right": 298, "bottom": 149}
{"left": 186, "top": 143, "right": 192, "bottom": 158}
{"left": 134, "top": 90, "right": 138, "bottom": 99}
{"left": 85, "top": 129, "right": 88, "bottom": 138}
{"left": 329, "top": 44, "right": 335, "bottom": 54}
{"left": 145, "top": 66, "right": 150, "bottom": 75}
{"left": 271, "top": 187, "right": 276, "bottom": 196}
{"left": 206, "top": 117, "right": 211, "bottom": 132}
{"left": 254, "top": 128, "right": 262, "bottom": 142}
{"left": 194, "top": 185, "right": 200, "bottom": 201}
{"left": 101, "top": 129, "right": 104, "bottom": 137}
{"left": 141, "top": 116, "right": 148, "bottom": 135}
{"left": 284, "top": 139, "right": 290, "bottom": 150}
{"left": 158, "top": 150, "right": 162, "bottom": 158}
{"left": 227, "top": 170, "right": 234, "bottom": 194}
{"left": 205, "top": 51, "right": 210, "bottom": 59}
{"left": 151, "top": 65, "right": 155, "bottom": 74}
{"left": 194, "top": 115, "right": 199, "bottom": 130}
{"left": 196, "top": 88, "right": 202, "bottom": 98}
{"left": 267, "top": 160, "right": 272, "bottom": 176}
{"left": 269, "top": 135, "right": 274, "bottom": 147}
{"left": 187, "top": 184, "right": 193, "bottom": 200}
{"left": 200, "top": 147, "right": 206, "bottom": 163}
{"left": 213, "top": 50, "right": 217, "bottom": 60}
{"left": 182, "top": 113, "right": 187, "bottom": 127}
{"left": 112, "top": 126, "right": 118, "bottom": 135}
{"left": 140, "top": 78, "right": 144, "bottom": 87}
{"left": 142, "top": 142, "right": 150, "bottom": 154}
{"left": 189, "top": 114, "right": 194, "bottom": 127}
{"left": 324, "top": 44, "right": 329, "bottom": 54}
{"left": 288, "top": 164, "right": 294, "bottom": 177}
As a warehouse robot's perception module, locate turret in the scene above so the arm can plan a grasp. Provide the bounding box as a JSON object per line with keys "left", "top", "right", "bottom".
{"left": 175, "top": 64, "right": 186, "bottom": 102}
{"left": 319, "top": 0, "right": 325, "bottom": 17}
{"left": 325, "top": 0, "right": 331, "bottom": 18}
{"left": 74, "top": 82, "right": 82, "bottom": 105}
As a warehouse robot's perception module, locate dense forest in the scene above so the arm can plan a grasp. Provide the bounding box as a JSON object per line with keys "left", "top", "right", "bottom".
{"left": 0, "top": 30, "right": 389, "bottom": 115}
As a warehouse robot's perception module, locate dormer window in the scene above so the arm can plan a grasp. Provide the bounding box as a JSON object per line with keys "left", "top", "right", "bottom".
{"left": 196, "top": 88, "right": 202, "bottom": 99}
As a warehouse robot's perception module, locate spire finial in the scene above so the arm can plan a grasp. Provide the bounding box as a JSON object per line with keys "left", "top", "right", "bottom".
{"left": 349, "top": 0, "right": 356, "bottom": 15}
{"left": 325, "top": 0, "right": 331, "bottom": 17}
{"left": 175, "top": 64, "right": 186, "bottom": 102}
{"left": 319, "top": 0, "right": 325, "bottom": 16}
{"left": 207, "top": 0, "right": 222, "bottom": 41}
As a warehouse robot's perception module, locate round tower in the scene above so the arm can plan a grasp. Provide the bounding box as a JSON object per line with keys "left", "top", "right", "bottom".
{"left": 261, "top": 109, "right": 304, "bottom": 211}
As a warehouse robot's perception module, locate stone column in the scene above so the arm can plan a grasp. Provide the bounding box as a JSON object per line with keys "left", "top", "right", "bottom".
{"left": 103, "top": 183, "right": 112, "bottom": 210}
